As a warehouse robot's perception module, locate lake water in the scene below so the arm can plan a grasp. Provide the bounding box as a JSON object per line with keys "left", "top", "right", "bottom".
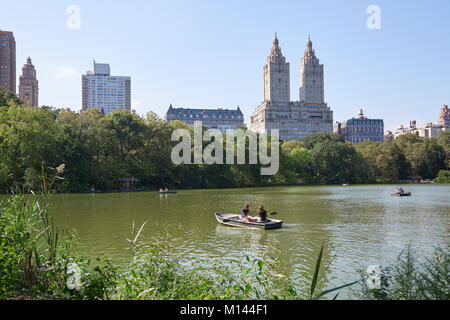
{"left": 51, "top": 185, "right": 449, "bottom": 298}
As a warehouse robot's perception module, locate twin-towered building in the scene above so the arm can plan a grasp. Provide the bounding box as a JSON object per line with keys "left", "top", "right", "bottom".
{"left": 165, "top": 35, "right": 333, "bottom": 140}
{"left": 249, "top": 35, "right": 333, "bottom": 141}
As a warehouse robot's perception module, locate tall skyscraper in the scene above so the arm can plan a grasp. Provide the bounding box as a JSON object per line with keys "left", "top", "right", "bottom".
{"left": 299, "top": 35, "right": 324, "bottom": 104}
{"left": 250, "top": 35, "right": 333, "bottom": 141}
{"left": 19, "top": 57, "right": 39, "bottom": 107}
{"left": 263, "top": 34, "right": 290, "bottom": 103}
{"left": 82, "top": 61, "right": 131, "bottom": 114}
{"left": 0, "top": 30, "right": 16, "bottom": 94}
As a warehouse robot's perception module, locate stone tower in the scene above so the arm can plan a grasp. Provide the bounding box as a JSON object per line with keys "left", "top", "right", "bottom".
{"left": 19, "top": 57, "right": 39, "bottom": 107}
{"left": 263, "top": 34, "right": 290, "bottom": 103}
{"left": 438, "top": 104, "right": 450, "bottom": 128}
{"left": 299, "top": 36, "right": 324, "bottom": 104}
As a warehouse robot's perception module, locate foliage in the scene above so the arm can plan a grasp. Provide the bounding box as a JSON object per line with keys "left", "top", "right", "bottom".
{"left": 0, "top": 88, "right": 23, "bottom": 107}
{"left": 355, "top": 141, "right": 409, "bottom": 182}
{"left": 434, "top": 170, "right": 450, "bottom": 184}
{"left": 394, "top": 134, "right": 446, "bottom": 179}
{"left": 356, "top": 245, "right": 449, "bottom": 300}
{"left": 303, "top": 132, "right": 345, "bottom": 150}
{"left": 437, "top": 131, "right": 450, "bottom": 169}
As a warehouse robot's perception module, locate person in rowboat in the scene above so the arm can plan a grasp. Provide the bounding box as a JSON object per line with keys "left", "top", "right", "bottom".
{"left": 241, "top": 204, "right": 250, "bottom": 220}
{"left": 258, "top": 206, "right": 268, "bottom": 223}
{"left": 242, "top": 204, "right": 259, "bottom": 222}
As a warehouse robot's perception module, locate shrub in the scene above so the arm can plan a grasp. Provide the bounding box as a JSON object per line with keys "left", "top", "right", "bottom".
{"left": 356, "top": 245, "right": 449, "bottom": 300}
{"left": 435, "top": 170, "right": 450, "bottom": 184}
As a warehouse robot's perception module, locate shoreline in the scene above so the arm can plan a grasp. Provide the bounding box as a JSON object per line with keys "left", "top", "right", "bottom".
{"left": 1, "top": 181, "right": 445, "bottom": 197}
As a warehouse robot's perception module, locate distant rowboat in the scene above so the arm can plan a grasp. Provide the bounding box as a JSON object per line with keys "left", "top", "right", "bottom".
{"left": 392, "top": 192, "right": 412, "bottom": 197}
{"left": 158, "top": 190, "right": 178, "bottom": 194}
{"left": 215, "top": 213, "right": 283, "bottom": 230}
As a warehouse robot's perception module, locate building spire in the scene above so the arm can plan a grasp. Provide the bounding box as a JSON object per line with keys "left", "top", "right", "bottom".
{"left": 269, "top": 33, "right": 285, "bottom": 63}
{"left": 303, "top": 34, "right": 317, "bottom": 61}
{"left": 307, "top": 34, "right": 312, "bottom": 48}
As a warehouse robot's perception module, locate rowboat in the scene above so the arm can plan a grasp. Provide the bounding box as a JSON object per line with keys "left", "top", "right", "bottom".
{"left": 158, "top": 190, "right": 178, "bottom": 194}
{"left": 215, "top": 213, "right": 283, "bottom": 230}
{"left": 392, "top": 192, "right": 412, "bottom": 197}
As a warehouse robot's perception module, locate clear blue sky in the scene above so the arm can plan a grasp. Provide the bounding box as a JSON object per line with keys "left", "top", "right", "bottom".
{"left": 1, "top": 0, "right": 449, "bottom": 130}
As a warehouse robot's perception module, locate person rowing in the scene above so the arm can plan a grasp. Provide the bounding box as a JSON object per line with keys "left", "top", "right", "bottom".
{"left": 241, "top": 204, "right": 250, "bottom": 221}
{"left": 258, "top": 205, "right": 268, "bottom": 223}
{"left": 243, "top": 205, "right": 269, "bottom": 223}
{"left": 395, "top": 187, "right": 405, "bottom": 195}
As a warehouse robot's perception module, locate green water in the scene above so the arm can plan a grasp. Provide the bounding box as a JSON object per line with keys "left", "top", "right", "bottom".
{"left": 51, "top": 185, "right": 449, "bottom": 298}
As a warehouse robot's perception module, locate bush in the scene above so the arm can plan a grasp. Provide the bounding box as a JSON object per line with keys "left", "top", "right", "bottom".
{"left": 435, "top": 170, "right": 450, "bottom": 184}
{"left": 356, "top": 245, "right": 449, "bottom": 300}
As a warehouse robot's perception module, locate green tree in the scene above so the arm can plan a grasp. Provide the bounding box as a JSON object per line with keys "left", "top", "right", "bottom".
{"left": 0, "top": 88, "right": 22, "bottom": 107}
{"left": 310, "top": 141, "right": 371, "bottom": 185}
{"left": 355, "top": 141, "right": 409, "bottom": 182}
{"left": 288, "top": 147, "right": 313, "bottom": 182}
{"left": 281, "top": 140, "right": 305, "bottom": 155}
{"left": 303, "top": 132, "right": 345, "bottom": 150}
{"left": 437, "top": 131, "right": 450, "bottom": 169}
{"left": 434, "top": 170, "right": 450, "bottom": 183}
{"left": 394, "top": 135, "right": 445, "bottom": 179}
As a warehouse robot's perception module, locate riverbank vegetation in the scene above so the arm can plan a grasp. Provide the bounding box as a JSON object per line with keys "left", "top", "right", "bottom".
{"left": 0, "top": 89, "right": 448, "bottom": 193}
{"left": 356, "top": 245, "right": 449, "bottom": 300}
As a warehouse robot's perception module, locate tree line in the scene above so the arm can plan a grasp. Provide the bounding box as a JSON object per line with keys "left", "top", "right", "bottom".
{"left": 0, "top": 88, "right": 448, "bottom": 193}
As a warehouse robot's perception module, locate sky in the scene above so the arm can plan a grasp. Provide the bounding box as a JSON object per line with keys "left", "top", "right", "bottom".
{"left": 1, "top": 0, "right": 449, "bottom": 131}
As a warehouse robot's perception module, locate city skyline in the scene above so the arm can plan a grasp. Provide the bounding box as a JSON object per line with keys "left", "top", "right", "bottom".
{"left": 1, "top": 0, "right": 449, "bottom": 131}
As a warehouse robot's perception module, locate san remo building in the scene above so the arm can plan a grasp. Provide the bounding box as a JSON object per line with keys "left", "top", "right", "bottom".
{"left": 250, "top": 35, "right": 333, "bottom": 141}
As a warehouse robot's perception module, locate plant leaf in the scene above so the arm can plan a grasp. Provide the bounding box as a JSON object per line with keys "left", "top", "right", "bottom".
{"left": 133, "top": 221, "right": 148, "bottom": 244}
{"left": 312, "top": 280, "right": 360, "bottom": 300}
{"left": 310, "top": 243, "right": 324, "bottom": 298}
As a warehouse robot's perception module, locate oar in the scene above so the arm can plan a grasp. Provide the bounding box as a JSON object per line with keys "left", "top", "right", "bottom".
{"left": 270, "top": 212, "right": 277, "bottom": 216}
